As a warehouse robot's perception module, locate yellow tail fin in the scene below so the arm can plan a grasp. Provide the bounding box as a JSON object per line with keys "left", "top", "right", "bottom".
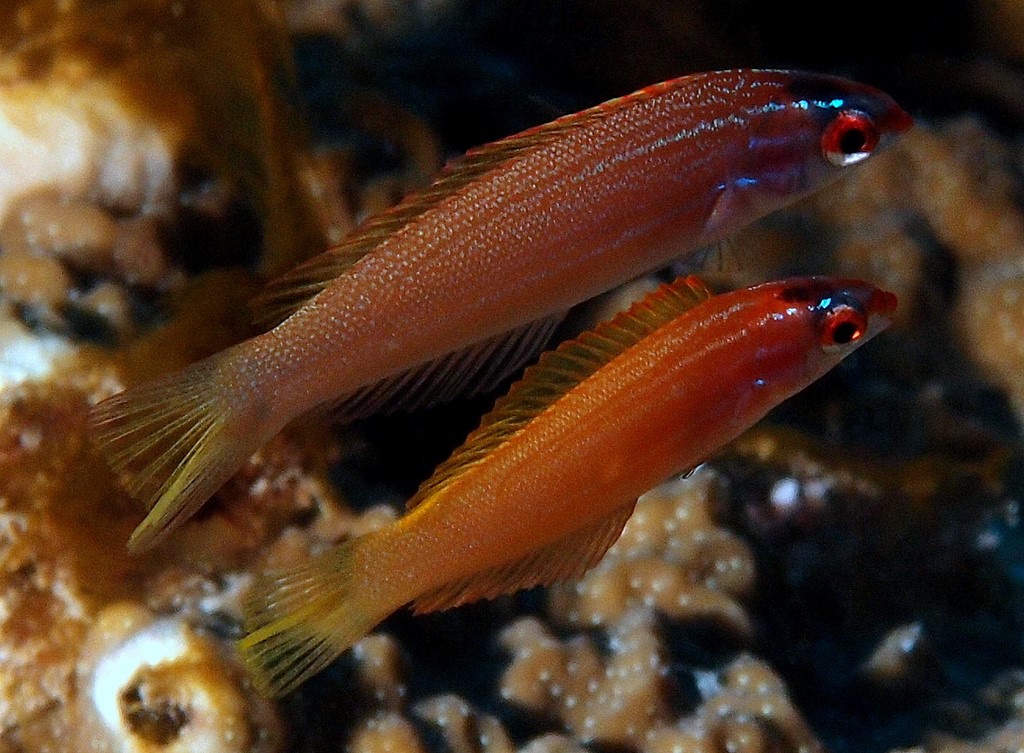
{"left": 239, "top": 536, "right": 390, "bottom": 696}
{"left": 90, "top": 354, "right": 264, "bottom": 552}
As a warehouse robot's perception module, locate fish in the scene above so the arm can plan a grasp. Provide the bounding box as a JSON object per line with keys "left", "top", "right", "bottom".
{"left": 237, "top": 274, "right": 898, "bottom": 696}
{"left": 89, "top": 69, "right": 912, "bottom": 551}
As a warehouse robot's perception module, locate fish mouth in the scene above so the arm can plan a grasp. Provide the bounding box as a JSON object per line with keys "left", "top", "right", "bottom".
{"left": 865, "top": 288, "right": 899, "bottom": 337}
{"left": 880, "top": 103, "right": 914, "bottom": 134}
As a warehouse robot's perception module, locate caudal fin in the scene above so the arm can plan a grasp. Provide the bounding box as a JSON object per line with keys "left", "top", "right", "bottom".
{"left": 90, "top": 355, "right": 261, "bottom": 552}
{"left": 238, "top": 536, "right": 389, "bottom": 696}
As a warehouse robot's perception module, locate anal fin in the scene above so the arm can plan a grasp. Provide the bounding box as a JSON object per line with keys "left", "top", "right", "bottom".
{"left": 324, "top": 314, "right": 563, "bottom": 422}
{"left": 412, "top": 500, "right": 637, "bottom": 614}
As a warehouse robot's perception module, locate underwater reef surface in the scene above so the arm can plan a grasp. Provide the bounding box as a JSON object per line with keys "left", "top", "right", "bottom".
{"left": 0, "top": 1, "right": 1024, "bottom": 751}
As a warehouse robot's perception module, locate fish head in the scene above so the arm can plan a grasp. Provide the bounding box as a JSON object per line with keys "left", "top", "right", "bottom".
{"left": 708, "top": 71, "right": 912, "bottom": 234}
{"left": 769, "top": 276, "right": 898, "bottom": 380}
{"left": 785, "top": 72, "right": 913, "bottom": 168}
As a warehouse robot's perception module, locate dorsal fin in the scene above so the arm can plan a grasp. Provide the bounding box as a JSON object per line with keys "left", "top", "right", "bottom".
{"left": 250, "top": 83, "right": 680, "bottom": 329}
{"left": 250, "top": 245, "right": 369, "bottom": 329}
{"left": 407, "top": 275, "right": 714, "bottom": 511}
{"left": 412, "top": 500, "right": 637, "bottom": 614}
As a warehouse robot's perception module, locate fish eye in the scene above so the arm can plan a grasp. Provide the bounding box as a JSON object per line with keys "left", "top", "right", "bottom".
{"left": 819, "top": 303, "right": 868, "bottom": 352}
{"left": 821, "top": 110, "right": 880, "bottom": 167}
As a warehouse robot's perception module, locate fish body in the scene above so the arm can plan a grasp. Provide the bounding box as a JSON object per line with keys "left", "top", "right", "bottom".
{"left": 239, "top": 275, "right": 897, "bottom": 695}
{"left": 91, "top": 69, "right": 911, "bottom": 550}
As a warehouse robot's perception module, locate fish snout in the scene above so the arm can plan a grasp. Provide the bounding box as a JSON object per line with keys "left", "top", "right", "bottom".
{"left": 865, "top": 287, "right": 899, "bottom": 337}
{"left": 880, "top": 102, "right": 913, "bottom": 135}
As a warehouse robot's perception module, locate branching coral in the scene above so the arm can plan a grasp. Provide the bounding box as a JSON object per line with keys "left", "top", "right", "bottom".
{"left": 644, "top": 655, "right": 822, "bottom": 753}
{"left": 500, "top": 613, "right": 820, "bottom": 753}
{"left": 414, "top": 694, "right": 514, "bottom": 753}
{"left": 349, "top": 712, "right": 430, "bottom": 753}
{"left": 547, "top": 472, "right": 755, "bottom": 637}
{"left": 499, "top": 611, "right": 672, "bottom": 747}
{"left": 500, "top": 467, "right": 816, "bottom": 752}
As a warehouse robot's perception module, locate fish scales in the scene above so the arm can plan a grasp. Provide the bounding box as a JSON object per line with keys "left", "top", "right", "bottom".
{"left": 90, "top": 69, "right": 912, "bottom": 550}
{"left": 238, "top": 275, "right": 898, "bottom": 695}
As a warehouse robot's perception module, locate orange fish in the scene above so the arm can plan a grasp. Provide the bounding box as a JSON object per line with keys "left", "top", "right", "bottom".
{"left": 90, "top": 70, "right": 911, "bottom": 551}
{"left": 238, "top": 275, "right": 897, "bottom": 695}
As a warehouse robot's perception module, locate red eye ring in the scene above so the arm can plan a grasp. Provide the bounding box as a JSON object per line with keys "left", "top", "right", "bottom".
{"left": 822, "top": 110, "right": 880, "bottom": 167}
{"left": 820, "top": 304, "right": 867, "bottom": 351}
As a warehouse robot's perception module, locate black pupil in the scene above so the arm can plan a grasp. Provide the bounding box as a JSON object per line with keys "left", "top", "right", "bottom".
{"left": 839, "top": 127, "right": 867, "bottom": 154}
{"left": 831, "top": 320, "right": 860, "bottom": 344}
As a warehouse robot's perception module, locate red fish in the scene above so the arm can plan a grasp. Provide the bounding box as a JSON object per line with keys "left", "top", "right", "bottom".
{"left": 238, "top": 275, "right": 898, "bottom": 695}
{"left": 90, "top": 70, "right": 911, "bottom": 551}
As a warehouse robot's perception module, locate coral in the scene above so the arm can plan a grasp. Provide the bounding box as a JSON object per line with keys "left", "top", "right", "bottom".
{"left": 500, "top": 613, "right": 820, "bottom": 753}
{"left": 546, "top": 472, "right": 755, "bottom": 637}
{"left": 0, "top": 384, "right": 136, "bottom": 748}
{"left": 413, "top": 695, "right": 514, "bottom": 753}
{"left": 759, "top": 115, "right": 1024, "bottom": 428}
{"left": 0, "top": 363, "right": 363, "bottom": 748}
{"left": 904, "top": 120, "right": 1024, "bottom": 268}
{"left": 349, "top": 712, "right": 429, "bottom": 753}
{"left": 957, "top": 271, "right": 1024, "bottom": 418}
{"left": 0, "top": 0, "right": 324, "bottom": 340}
{"left": 73, "top": 603, "right": 282, "bottom": 753}
{"left": 644, "top": 655, "right": 822, "bottom": 753}
{"left": 498, "top": 474, "right": 814, "bottom": 752}
{"left": 0, "top": 309, "right": 74, "bottom": 391}
{"left": 351, "top": 633, "right": 410, "bottom": 709}
{"left": 499, "top": 611, "right": 672, "bottom": 746}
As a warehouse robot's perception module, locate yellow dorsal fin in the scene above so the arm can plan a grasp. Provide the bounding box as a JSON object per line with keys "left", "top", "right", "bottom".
{"left": 250, "top": 83, "right": 681, "bottom": 329}
{"left": 407, "top": 275, "right": 714, "bottom": 511}
{"left": 412, "top": 500, "right": 637, "bottom": 614}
